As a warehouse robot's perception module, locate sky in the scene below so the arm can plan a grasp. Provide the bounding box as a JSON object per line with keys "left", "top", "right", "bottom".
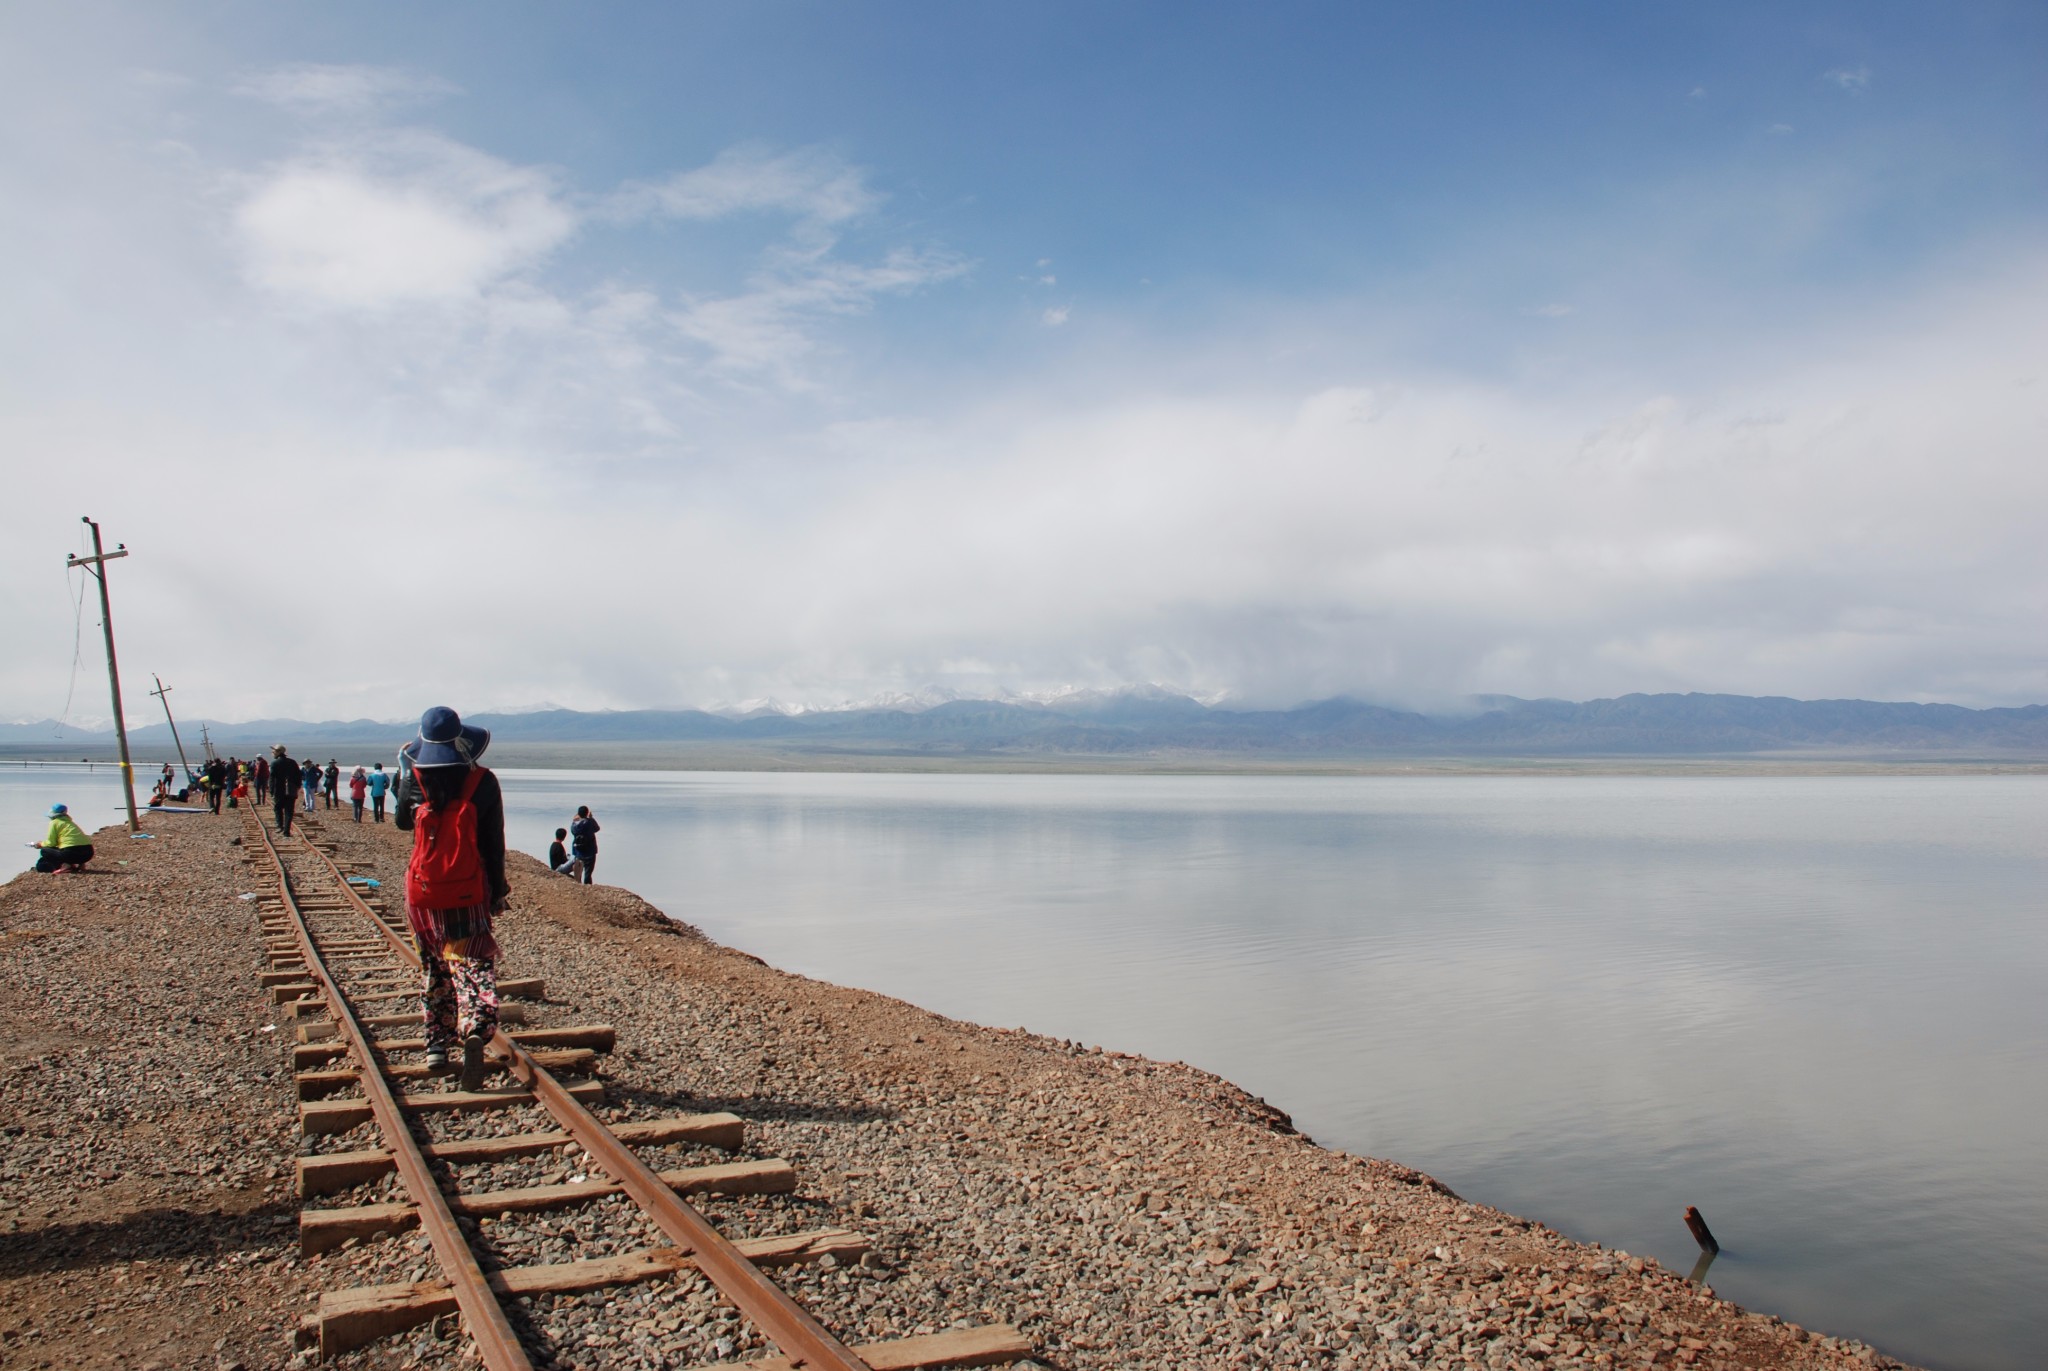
{"left": 3, "top": 2, "right": 2045, "bottom": 725}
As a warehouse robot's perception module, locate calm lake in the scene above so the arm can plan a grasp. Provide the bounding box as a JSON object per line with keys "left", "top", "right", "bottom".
{"left": 9, "top": 766, "right": 2044, "bottom": 1370}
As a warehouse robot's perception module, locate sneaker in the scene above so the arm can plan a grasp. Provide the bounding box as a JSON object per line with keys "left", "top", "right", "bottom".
{"left": 459, "top": 1034, "right": 488, "bottom": 1092}
{"left": 423, "top": 1048, "right": 449, "bottom": 1072}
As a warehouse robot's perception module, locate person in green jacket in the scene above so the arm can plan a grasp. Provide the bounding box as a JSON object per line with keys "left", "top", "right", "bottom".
{"left": 33, "top": 804, "right": 93, "bottom": 873}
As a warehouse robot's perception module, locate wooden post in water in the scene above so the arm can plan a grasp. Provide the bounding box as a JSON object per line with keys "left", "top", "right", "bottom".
{"left": 1683, "top": 1205, "right": 1720, "bottom": 1254}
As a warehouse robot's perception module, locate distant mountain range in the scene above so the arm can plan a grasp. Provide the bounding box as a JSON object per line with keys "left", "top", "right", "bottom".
{"left": 6, "top": 690, "right": 2047, "bottom": 758}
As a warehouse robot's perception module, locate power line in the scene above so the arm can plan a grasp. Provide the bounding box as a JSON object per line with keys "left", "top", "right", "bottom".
{"left": 56, "top": 528, "right": 90, "bottom": 735}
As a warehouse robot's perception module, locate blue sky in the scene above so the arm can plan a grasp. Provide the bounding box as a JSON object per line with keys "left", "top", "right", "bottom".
{"left": 3, "top": 3, "right": 2045, "bottom": 721}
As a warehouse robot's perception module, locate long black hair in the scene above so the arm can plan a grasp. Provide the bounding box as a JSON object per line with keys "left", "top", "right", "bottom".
{"left": 416, "top": 764, "right": 473, "bottom": 808}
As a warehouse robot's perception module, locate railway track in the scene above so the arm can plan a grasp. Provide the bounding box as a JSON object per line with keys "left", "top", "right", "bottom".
{"left": 238, "top": 803, "right": 1032, "bottom": 1369}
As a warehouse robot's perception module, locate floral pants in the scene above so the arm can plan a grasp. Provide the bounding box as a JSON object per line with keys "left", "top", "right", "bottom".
{"left": 421, "top": 942, "right": 499, "bottom": 1053}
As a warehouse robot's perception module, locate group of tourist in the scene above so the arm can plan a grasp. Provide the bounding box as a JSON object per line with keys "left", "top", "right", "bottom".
{"left": 252, "top": 750, "right": 396, "bottom": 835}
{"left": 31, "top": 703, "right": 598, "bottom": 1102}
{"left": 133, "top": 751, "right": 409, "bottom": 829}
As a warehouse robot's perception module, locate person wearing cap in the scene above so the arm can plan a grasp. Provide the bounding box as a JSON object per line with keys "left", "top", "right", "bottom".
{"left": 269, "top": 746, "right": 302, "bottom": 837}
{"left": 32, "top": 804, "right": 93, "bottom": 873}
{"left": 323, "top": 760, "right": 341, "bottom": 810}
{"left": 395, "top": 706, "right": 511, "bottom": 1090}
{"left": 300, "top": 754, "right": 321, "bottom": 814}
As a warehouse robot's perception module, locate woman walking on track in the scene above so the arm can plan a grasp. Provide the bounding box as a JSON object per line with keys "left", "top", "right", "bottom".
{"left": 395, "top": 706, "right": 510, "bottom": 1092}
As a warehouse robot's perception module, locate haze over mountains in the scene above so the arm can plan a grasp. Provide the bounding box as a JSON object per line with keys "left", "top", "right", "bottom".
{"left": 7, "top": 690, "right": 2047, "bottom": 760}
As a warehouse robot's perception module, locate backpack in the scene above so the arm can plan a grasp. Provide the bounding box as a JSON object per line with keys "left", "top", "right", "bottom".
{"left": 406, "top": 768, "right": 489, "bottom": 910}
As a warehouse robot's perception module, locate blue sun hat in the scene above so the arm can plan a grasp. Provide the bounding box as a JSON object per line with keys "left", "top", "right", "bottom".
{"left": 401, "top": 706, "right": 491, "bottom": 768}
{"left": 48, "top": 803, "right": 67, "bottom": 817}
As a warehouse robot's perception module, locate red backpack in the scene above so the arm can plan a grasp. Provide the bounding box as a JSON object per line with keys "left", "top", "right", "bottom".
{"left": 407, "top": 768, "right": 489, "bottom": 910}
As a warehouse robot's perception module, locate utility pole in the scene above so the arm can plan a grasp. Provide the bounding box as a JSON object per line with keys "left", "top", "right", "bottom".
{"left": 150, "top": 674, "right": 195, "bottom": 783}
{"left": 66, "top": 517, "right": 140, "bottom": 833}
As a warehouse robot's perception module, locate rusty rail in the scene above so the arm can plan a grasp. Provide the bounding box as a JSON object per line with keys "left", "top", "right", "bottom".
{"left": 292, "top": 821, "right": 876, "bottom": 1371}
{"left": 243, "top": 809, "right": 536, "bottom": 1370}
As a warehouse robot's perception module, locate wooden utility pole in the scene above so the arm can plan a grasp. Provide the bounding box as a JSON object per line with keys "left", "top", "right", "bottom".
{"left": 66, "top": 517, "right": 140, "bottom": 833}
{"left": 150, "top": 674, "right": 195, "bottom": 783}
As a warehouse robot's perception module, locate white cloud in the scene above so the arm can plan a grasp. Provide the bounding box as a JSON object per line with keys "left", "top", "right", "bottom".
{"left": 670, "top": 246, "right": 968, "bottom": 385}
{"left": 3, "top": 47, "right": 2044, "bottom": 722}
{"left": 8, "top": 242, "right": 2046, "bottom": 720}
{"left": 1041, "top": 304, "right": 1071, "bottom": 327}
{"left": 1822, "top": 66, "right": 1872, "bottom": 92}
{"left": 236, "top": 62, "right": 458, "bottom": 115}
{"left": 612, "top": 145, "right": 878, "bottom": 225}
{"left": 1527, "top": 303, "right": 1572, "bottom": 318}
{"left": 234, "top": 132, "right": 576, "bottom": 308}
{"left": 610, "top": 149, "right": 968, "bottom": 384}
{"left": 226, "top": 107, "right": 963, "bottom": 392}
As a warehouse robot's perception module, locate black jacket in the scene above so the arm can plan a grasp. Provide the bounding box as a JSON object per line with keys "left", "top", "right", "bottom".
{"left": 396, "top": 766, "right": 511, "bottom": 906}
{"left": 270, "top": 756, "right": 302, "bottom": 798}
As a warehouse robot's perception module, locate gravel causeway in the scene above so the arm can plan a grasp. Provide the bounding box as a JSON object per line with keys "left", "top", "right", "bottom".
{"left": 0, "top": 807, "right": 1921, "bottom": 1370}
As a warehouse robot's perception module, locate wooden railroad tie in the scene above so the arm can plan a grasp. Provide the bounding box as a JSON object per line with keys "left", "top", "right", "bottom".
{"left": 298, "top": 1113, "right": 746, "bottom": 1196}
{"left": 287, "top": 978, "right": 545, "bottom": 1018}
{"left": 691, "top": 1326, "right": 1034, "bottom": 1371}
{"left": 293, "top": 1023, "right": 617, "bottom": 1068}
{"left": 300, "top": 1078, "right": 606, "bottom": 1135}
{"left": 300, "top": 1159, "right": 799, "bottom": 1254}
{"left": 308, "top": 1235, "right": 871, "bottom": 1357}
{"left": 296, "top": 1004, "right": 530, "bottom": 1042}
{"left": 294, "top": 1047, "right": 599, "bottom": 1099}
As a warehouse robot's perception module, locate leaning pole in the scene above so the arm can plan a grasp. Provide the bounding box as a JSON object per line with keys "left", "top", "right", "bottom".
{"left": 67, "top": 517, "right": 140, "bottom": 833}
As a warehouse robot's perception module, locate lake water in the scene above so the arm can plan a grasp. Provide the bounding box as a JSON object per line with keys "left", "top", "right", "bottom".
{"left": 7, "top": 766, "right": 2043, "bottom": 1370}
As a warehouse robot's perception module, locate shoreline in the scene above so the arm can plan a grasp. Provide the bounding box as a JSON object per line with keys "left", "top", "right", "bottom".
{"left": 0, "top": 812, "right": 1922, "bottom": 1369}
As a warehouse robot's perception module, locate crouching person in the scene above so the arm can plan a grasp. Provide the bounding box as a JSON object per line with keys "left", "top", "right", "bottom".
{"left": 34, "top": 803, "right": 93, "bottom": 873}
{"left": 395, "top": 706, "right": 509, "bottom": 1092}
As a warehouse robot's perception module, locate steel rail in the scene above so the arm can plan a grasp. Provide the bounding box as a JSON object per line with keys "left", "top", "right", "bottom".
{"left": 296, "top": 825, "right": 876, "bottom": 1371}
{"left": 247, "top": 810, "right": 537, "bottom": 1371}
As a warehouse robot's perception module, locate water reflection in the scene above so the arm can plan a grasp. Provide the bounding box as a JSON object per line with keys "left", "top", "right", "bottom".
{"left": 5, "top": 767, "right": 2034, "bottom": 1369}
{"left": 477, "top": 771, "right": 2046, "bottom": 1371}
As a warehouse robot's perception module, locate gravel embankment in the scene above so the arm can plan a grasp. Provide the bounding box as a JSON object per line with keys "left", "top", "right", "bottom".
{"left": 1, "top": 805, "right": 1920, "bottom": 1370}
